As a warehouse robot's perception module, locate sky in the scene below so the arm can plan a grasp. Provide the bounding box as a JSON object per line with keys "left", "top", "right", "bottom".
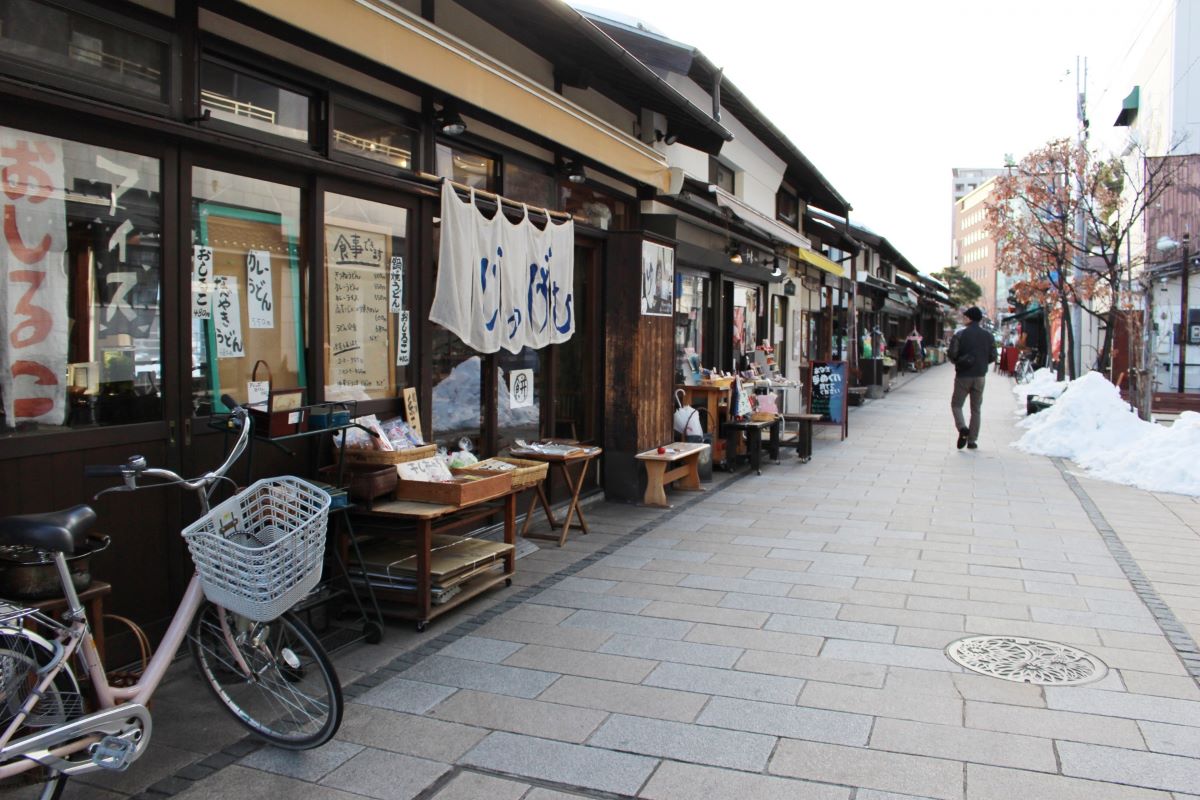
{"left": 576, "top": 0, "right": 1157, "bottom": 274}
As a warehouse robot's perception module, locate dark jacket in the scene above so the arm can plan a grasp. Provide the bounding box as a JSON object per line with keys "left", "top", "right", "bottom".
{"left": 947, "top": 322, "right": 995, "bottom": 378}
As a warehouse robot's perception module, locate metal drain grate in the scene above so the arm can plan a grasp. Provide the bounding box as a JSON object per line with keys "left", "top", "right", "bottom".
{"left": 945, "top": 636, "right": 1108, "bottom": 686}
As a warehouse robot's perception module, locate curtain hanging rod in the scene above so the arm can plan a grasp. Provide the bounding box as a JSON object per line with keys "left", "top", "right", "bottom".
{"left": 417, "top": 172, "right": 573, "bottom": 221}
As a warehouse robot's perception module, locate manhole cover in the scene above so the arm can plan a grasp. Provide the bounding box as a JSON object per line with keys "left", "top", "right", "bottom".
{"left": 945, "top": 636, "right": 1108, "bottom": 685}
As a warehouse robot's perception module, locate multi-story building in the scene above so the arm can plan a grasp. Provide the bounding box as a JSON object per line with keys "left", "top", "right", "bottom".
{"left": 950, "top": 167, "right": 1003, "bottom": 267}
{"left": 954, "top": 178, "right": 1000, "bottom": 320}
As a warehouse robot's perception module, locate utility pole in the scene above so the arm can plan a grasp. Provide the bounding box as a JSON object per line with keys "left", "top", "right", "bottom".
{"left": 1180, "top": 233, "right": 1190, "bottom": 393}
{"left": 1071, "top": 56, "right": 1088, "bottom": 379}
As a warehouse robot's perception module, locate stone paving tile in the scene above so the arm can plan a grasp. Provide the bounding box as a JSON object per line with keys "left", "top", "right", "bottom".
{"left": 552, "top": 576, "right": 619, "bottom": 594}
{"left": 746, "top": 567, "right": 859, "bottom": 588}
{"left": 537, "top": 675, "right": 708, "bottom": 722}
{"left": 1058, "top": 742, "right": 1200, "bottom": 794}
{"left": 429, "top": 770, "right": 530, "bottom": 800}
{"left": 1086, "top": 644, "right": 1193, "bottom": 675}
{"left": 1030, "top": 607, "right": 1163, "bottom": 635}
{"left": 870, "top": 717, "right": 1057, "bottom": 771}
{"left": 173, "top": 765, "right": 370, "bottom": 800}
{"left": 460, "top": 731, "right": 658, "bottom": 796}
{"left": 856, "top": 577, "right": 970, "bottom": 600}
{"left": 559, "top": 608, "right": 695, "bottom": 639}
{"left": 786, "top": 583, "right": 909, "bottom": 609}
{"left": 334, "top": 705, "right": 487, "bottom": 761}
{"left": 1139, "top": 721, "right": 1200, "bottom": 757}
{"left": 399, "top": 655, "right": 560, "bottom": 699}
{"left": 764, "top": 611, "right": 897, "bottom": 642}
{"left": 718, "top": 590, "right": 842, "bottom": 618}
{"left": 907, "top": 595, "right": 1030, "bottom": 620}
{"left": 820, "top": 640, "right": 962, "bottom": 671}
{"left": 597, "top": 633, "right": 743, "bottom": 667}
{"left": 529, "top": 587, "right": 652, "bottom": 614}
{"left": 769, "top": 739, "right": 963, "bottom": 800}
{"left": 964, "top": 700, "right": 1146, "bottom": 748}
{"left": 429, "top": 689, "right": 608, "bottom": 743}
{"left": 638, "top": 760, "right": 852, "bottom": 800}
{"left": 502, "top": 643, "right": 658, "bottom": 683}
{"left": 962, "top": 616, "right": 1103, "bottom": 646}
{"left": 677, "top": 573, "right": 793, "bottom": 597}
{"left": 437, "top": 635, "right": 525, "bottom": 663}
{"left": 637, "top": 599, "right": 769, "bottom": 628}
{"left": 473, "top": 618, "right": 613, "bottom": 651}
{"left": 643, "top": 661, "right": 805, "bottom": 702}
{"left": 587, "top": 713, "right": 776, "bottom": 771}
{"left": 684, "top": 622, "right": 824, "bottom": 657}
{"left": 238, "top": 740, "right": 364, "bottom": 782}
{"left": 575, "top": 564, "right": 685, "bottom": 586}
{"left": 353, "top": 676, "right": 458, "bottom": 714}
{"left": 609, "top": 580, "right": 728, "bottom": 605}
{"left": 321, "top": 748, "right": 450, "bottom": 800}
{"left": 1119, "top": 671, "right": 1200, "bottom": 701}
{"left": 696, "top": 695, "right": 872, "bottom": 745}
{"left": 799, "top": 680, "right": 963, "bottom": 725}
{"left": 1044, "top": 687, "right": 1200, "bottom": 726}
{"left": 645, "top": 559, "right": 751, "bottom": 577}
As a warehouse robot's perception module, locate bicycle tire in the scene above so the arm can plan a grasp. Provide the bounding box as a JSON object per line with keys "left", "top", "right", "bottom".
{"left": 188, "top": 603, "right": 342, "bottom": 750}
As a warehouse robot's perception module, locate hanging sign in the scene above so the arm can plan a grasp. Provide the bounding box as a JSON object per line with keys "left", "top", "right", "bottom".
{"left": 389, "top": 256, "right": 404, "bottom": 313}
{"left": 397, "top": 309, "right": 410, "bottom": 366}
{"left": 0, "top": 128, "right": 68, "bottom": 425}
{"left": 192, "top": 245, "right": 213, "bottom": 319}
{"left": 212, "top": 275, "right": 245, "bottom": 359}
{"left": 246, "top": 249, "right": 274, "bottom": 329}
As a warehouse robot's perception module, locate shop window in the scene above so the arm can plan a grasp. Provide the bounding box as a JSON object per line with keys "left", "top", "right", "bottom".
{"left": 496, "top": 347, "right": 542, "bottom": 452}
{"left": 0, "top": 0, "right": 168, "bottom": 106}
{"left": 190, "top": 168, "right": 304, "bottom": 414}
{"left": 503, "top": 160, "right": 555, "bottom": 209}
{"left": 776, "top": 187, "right": 798, "bottom": 229}
{"left": 331, "top": 103, "right": 415, "bottom": 171}
{"left": 710, "top": 159, "right": 735, "bottom": 194}
{"left": 0, "top": 127, "right": 162, "bottom": 434}
{"left": 674, "top": 272, "right": 707, "bottom": 383}
{"left": 553, "top": 244, "right": 595, "bottom": 443}
{"left": 431, "top": 326, "right": 482, "bottom": 451}
{"left": 435, "top": 143, "right": 495, "bottom": 190}
{"left": 731, "top": 283, "right": 759, "bottom": 365}
{"left": 200, "top": 59, "right": 311, "bottom": 144}
{"left": 558, "top": 182, "right": 629, "bottom": 230}
{"left": 323, "top": 192, "right": 410, "bottom": 401}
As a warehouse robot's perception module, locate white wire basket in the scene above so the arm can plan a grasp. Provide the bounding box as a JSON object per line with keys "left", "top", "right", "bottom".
{"left": 182, "top": 477, "right": 331, "bottom": 622}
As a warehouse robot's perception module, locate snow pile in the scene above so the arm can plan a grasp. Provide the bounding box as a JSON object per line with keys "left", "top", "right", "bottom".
{"left": 1014, "top": 372, "right": 1200, "bottom": 496}
{"left": 1012, "top": 368, "right": 1067, "bottom": 405}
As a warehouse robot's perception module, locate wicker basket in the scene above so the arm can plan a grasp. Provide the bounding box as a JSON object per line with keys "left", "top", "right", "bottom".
{"left": 750, "top": 412, "right": 780, "bottom": 422}
{"left": 460, "top": 456, "right": 548, "bottom": 489}
{"left": 338, "top": 443, "right": 436, "bottom": 466}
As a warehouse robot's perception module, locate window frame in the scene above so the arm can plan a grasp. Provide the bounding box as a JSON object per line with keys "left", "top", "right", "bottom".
{"left": 327, "top": 92, "right": 421, "bottom": 176}
{"left": 197, "top": 51, "right": 320, "bottom": 153}
{"left": 776, "top": 186, "right": 799, "bottom": 229}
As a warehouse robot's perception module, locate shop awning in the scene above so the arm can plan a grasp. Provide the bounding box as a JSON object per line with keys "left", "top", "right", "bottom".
{"left": 793, "top": 246, "right": 845, "bottom": 278}
{"left": 710, "top": 186, "right": 810, "bottom": 251}
{"left": 234, "top": 0, "right": 673, "bottom": 192}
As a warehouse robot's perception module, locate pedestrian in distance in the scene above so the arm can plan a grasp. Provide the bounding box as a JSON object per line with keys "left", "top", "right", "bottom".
{"left": 947, "top": 306, "right": 995, "bottom": 450}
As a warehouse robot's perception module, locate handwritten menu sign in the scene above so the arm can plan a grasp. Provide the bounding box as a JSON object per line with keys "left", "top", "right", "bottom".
{"left": 402, "top": 386, "right": 423, "bottom": 443}
{"left": 808, "top": 360, "right": 847, "bottom": 424}
{"left": 246, "top": 249, "right": 274, "bottom": 329}
{"left": 192, "top": 245, "right": 213, "bottom": 319}
{"left": 213, "top": 275, "right": 245, "bottom": 358}
{"left": 326, "top": 224, "right": 390, "bottom": 395}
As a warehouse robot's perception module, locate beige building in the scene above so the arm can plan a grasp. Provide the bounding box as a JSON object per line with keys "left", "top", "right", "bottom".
{"left": 950, "top": 167, "right": 1004, "bottom": 267}
{"left": 954, "top": 178, "right": 1001, "bottom": 321}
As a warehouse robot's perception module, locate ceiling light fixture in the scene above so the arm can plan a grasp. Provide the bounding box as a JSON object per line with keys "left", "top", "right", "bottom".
{"left": 565, "top": 159, "right": 586, "bottom": 184}
{"left": 770, "top": 257, "right": 783, "bottom": 278}
{"left": 655, "top": 129, "right": 679, "bottom": 146}
{"left": 726, "top": 242, "right": 743, "bottom": 264}
{"left": 436, "top": 104, "right": 466, "bottom": 136}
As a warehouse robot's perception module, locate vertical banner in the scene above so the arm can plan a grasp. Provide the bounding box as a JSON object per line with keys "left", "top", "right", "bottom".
{"left": 212, "top": 275, "right": 245, "bottom": 358}
{"left": 192, "top": 245, "right": 213, "bottom": 319}
{"left": 389, "top": 256, "right": 404, "bottom": 313}
{"left": 396, "top": 309, "right": 410, "bottom": 366}
{"left": 246, "top": 249, "right": 274, "bottom": 329}
{"left": 0, "top": 128, "right": 68, "bottom": 425}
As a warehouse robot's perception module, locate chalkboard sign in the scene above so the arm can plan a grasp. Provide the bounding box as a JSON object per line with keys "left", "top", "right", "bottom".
{"left": 808, "top": 360, "right": 848, "bottom": 438}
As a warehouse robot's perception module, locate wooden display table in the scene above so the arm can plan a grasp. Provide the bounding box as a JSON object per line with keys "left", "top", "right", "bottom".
{"left": 513, "top": 444, "right": 602, "bottom": 547}
{"left": 780, "top": 413, "right": 821, "bottom": 462}
{"left": 675, "top": 384, "right": 730, "bottom": 462}
{"left": 720, "top": 418, "right": 781, "bottom": 475}
{"left": 635, "top": 442, "right": 708, "bottom": 508}
{"left": 351, "top": 490, "right": 518, "bottom": 631}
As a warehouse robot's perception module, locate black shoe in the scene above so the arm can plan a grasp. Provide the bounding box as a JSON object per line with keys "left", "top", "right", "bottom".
{"left": 956, "top": 428, "right": 968, "bottom": 449}
{"left": 967, "top": 442, "right": 978, "bottom": 450}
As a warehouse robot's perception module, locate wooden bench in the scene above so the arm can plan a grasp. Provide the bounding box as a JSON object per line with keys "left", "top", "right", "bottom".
{"left": 780, "top": 413, "right": 821, "bottom": 462}
{"left": 847, "top": 387, "right": 869, "bottom": 406}
{"left": 1152, "top": 392, "right": 1200, "bottom": 415}
{"left": 635, "top": 441, "right": 709, "bottom": 507}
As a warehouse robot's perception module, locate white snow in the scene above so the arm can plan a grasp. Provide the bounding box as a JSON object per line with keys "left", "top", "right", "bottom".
{"left": 1011, "top": 368, "right": 1067, "bottom": 406}
{"left": 1013, "top": 372, "right": 1200, "bottom": 496}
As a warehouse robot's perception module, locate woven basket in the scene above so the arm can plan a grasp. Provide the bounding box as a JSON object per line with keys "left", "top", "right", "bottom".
{"left": 461, "top": 457, "right": 548, "bottom": 489}
{"left": 338, "top": 443, "right": 436, "bottom": 466}
{"left": 750, "top": 412, "right": 780, "bottom": 422}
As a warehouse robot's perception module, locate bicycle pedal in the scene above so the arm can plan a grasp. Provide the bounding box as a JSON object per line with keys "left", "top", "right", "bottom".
{"left": 90, "top": 735, "right": 135, "bottom": 771}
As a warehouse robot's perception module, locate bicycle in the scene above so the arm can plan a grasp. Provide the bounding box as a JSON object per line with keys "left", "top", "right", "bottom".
{"left": 0, "top": 397, "right": 343, "bottom": 799}
{"left": 1013, "top": 349, "right": 1039, "bottom": 384}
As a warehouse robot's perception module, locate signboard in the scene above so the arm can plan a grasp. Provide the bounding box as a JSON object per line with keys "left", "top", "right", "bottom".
{"left": 807, "top": 360, "right": 848, "bottom": 440}
{"left": 326, "top": 222, "right": 391, "bottom": 396}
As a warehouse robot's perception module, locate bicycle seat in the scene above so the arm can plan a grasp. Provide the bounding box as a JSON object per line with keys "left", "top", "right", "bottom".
{"left": 0, "top": 505, "right": 97, "bottom": 554}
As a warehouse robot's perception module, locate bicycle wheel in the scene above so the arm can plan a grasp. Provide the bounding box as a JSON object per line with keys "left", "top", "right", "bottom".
{"left": 188, "top": 603, "right": 342, "bottom": 749}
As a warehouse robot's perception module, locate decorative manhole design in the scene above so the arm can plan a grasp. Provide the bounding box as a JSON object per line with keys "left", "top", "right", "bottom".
{"left": 945, "top": 636, "right": 1108, "bottom": 685}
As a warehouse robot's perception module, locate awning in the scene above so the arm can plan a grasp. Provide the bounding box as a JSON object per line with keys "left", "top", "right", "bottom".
{"left": 794, "top": 246, "right": 845, "bottom": 278}
{"left": 710, "top": 186, "right": 810, "bottom": 251}
{"left": 1114, "top": 86, "right": 1139, "bottom": 127}
{"left": 234, "top": 0, "right": 673, "bottom": 192}
{"left": 881, "top": 299, "right": 914, "bottom": 317}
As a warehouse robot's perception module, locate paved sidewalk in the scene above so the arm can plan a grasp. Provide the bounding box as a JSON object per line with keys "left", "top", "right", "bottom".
{"left": 35, "top": 364, "right": 1200, "bottom": 799}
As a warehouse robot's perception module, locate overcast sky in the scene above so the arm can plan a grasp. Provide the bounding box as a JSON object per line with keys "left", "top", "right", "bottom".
{"left": 577, "top": 0, "right": 1153, "bottom": 274}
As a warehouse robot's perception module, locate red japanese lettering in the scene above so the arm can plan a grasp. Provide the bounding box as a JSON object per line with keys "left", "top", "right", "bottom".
{"left": 4, "top": 205, "right": 52, "bottom": 264}
{"left": 8, "top": 269, "right": 51, "bottom": 347}
{"left": 11, "top": 360, "right": 57, "bottom": 418}
{"left": 2, "top": 140, "right": 55, "bottom": 203}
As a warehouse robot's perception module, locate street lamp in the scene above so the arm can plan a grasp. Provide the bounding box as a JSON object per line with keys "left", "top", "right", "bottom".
{"left": 1155, "top": 233, "right": 1191, "bottom": 393}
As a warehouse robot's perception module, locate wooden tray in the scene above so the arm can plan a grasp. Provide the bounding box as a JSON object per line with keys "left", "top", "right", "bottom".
{"left": 459, "top": 457, "right": 548, "bottom": 489}
{"left": 339, "top": 443, "right": 436, "bottom": 466}
{"left": 394, "top": 470, "right": 513, "bottom": 506}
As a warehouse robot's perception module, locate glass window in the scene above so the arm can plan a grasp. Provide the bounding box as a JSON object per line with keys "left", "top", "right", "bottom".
{"left": 323, "top": 192, "right": 409, "bottom": 401}
{"left": 776, "top": 188, "right": 798, "bottom": 228}
{"left": 712, "top": 160, "right": 735, "bottom": 194}
{"left": 674, "top": 272, "right": 707, "bottom": 383}
{"left": 201, "top": 60, "right": 310, "bottom": 143}
{"left": 0, "top": 0, "right": 167, "bottom": 103}
{"left": 331, "top": 104, "right": 415, "bottom": 170}
{"left": 190, "top": 168, "right": 304, "bottom": 414}
{"left": 496, "top": 347, "right": 541, "bottom": 452}
{"left": 503, "top": 161, "right": 554, "bottom": 209}
{"left": 431, "top": 326, "right": 482, "bottom": 451}
{"left": 554, "top": 244, "right": 594, "bottom": 443}
{"left": 731, "top": 283, "right": 759, "bottom": 364}
{"left": 435, "top": 143, "right": 495, "bottom": 190}
{"left": 0, "top": 127, "right": 161, "bottom": 434}
{"left": 558, "top": 182, "right": 630, "bottom": 230}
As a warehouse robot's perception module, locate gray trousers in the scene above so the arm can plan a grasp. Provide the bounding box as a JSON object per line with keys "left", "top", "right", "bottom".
{"left": 951, "top": 376, "right": 986, "bottom": 442}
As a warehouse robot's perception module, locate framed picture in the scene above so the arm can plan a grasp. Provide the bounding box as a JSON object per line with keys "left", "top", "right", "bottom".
{"left": 640, "top": 241, "right": 675, "bottom": 316}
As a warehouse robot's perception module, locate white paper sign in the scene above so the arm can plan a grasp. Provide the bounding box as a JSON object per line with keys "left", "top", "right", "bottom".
{"left": 397, "top": 309, "right": 411, "bottom": 366}
{"left": 192, "top": 245, "right": 213, "bottom": 320}
{"left": 212, "top": 276, "right": 245, "bottom": 358}
{"left": 509, "top": 368, "right": 534, "bottom": 409}
{"left": 389, "top": 256, "right": 404, "bottom": 313}
{"left": 247, "top": 379, "right": 270, "bottom": 408}
{"left": 246, "top": 249, "right": 274, "bottom": 329}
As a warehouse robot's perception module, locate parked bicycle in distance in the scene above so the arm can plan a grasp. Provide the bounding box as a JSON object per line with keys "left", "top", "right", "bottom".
{"left": 0, "top": 397, "right": 343, "bottom": 800}
{"left": 1014, "top": 349, "right": 1040, "bottom": 384}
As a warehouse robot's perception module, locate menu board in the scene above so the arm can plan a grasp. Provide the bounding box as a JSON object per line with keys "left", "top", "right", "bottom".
{"left": 808, "top": 360, "right": 847, "bottom": 426}
{"left": 326, "top": 223, "right": 393, "bottom": 396}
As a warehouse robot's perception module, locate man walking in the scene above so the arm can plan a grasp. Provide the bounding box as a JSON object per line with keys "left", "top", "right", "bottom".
{"left": 947, "top": 306, "right": 995, "bottom": 450}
